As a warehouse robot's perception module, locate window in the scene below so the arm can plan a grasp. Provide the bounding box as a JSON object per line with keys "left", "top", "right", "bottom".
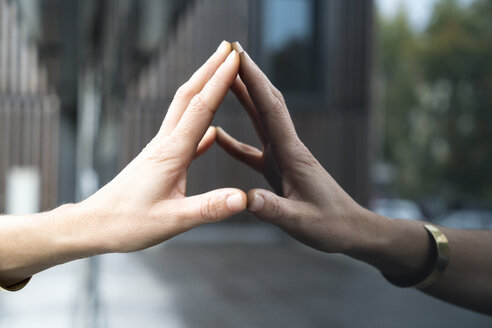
{"left": 259, "top": 0, "right": 322, "bottom": 99}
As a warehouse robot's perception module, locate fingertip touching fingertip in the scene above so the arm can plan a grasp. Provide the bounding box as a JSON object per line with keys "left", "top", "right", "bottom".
{"left": 226, "top": 193, "right": 246, "bottom": 212}
{"left": 248, "top": 193, "right": 264, "bottom": 212}
{"left": 231, "top": 41, "right": 244, "bottom": 54}
{"left": 216, "top": 126, "right": 228, "bottom": 136}
{"left": 226, "top": 49, "right": 239, "bottom": 63}
{"left": 217, "top": 40, "right": 231, "bottom": 53}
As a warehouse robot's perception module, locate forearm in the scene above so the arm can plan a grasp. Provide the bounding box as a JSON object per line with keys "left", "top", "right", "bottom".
{"left": 344, "top": 207, "right": 492, "bottom": 315}
{"left": 423, "top": 227, "right": 492, "bottom": 314}
{"left": 0, "top": 203, "right": 105, "bottom": 287}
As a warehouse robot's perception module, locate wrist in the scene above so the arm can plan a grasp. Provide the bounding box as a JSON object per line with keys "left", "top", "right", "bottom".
{"left": 0, "top": 203, "right": 108, "bottom": 287}
{"left": 49, "top": 201, "right": 111, "bottom": 265}
{"left": 340, "top": 206, "right": 392, "bottom": 258}
{"left": 343, "top": 208, "right": 434, "bottom": 282}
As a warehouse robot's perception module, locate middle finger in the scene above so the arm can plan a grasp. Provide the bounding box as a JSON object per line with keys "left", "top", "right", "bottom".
{"left": 159, "top": 41, "right": 232, "bottom": 136}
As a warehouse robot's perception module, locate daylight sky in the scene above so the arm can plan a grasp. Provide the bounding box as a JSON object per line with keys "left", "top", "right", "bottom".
{"left": 376, "top": 0, "right": 475, "bottom": 30}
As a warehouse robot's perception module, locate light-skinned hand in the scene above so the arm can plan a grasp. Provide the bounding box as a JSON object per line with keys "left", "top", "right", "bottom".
{"left": 77, "top": 41, "right": 246, "bottom": 254}
{"left": 0, "top": 42, "right": 247, "bottom": 287}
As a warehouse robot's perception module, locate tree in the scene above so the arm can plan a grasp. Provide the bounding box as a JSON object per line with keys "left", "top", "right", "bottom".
{"left": 377, "top": 0, "right": 492, "bottom": 203}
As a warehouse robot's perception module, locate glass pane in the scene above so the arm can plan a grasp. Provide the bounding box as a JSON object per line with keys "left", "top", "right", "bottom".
{"left": 261, "top": 0, "right": 317, "bottom": 94}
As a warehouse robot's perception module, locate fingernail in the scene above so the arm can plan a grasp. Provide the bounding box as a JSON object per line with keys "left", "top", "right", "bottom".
{"left": 231, "top": 41, "right": 244, "bottom": 54}
{"left": 226, "top": 193, "right": 244, "bottom": 212}
{"left": 217, "top": 40, "right": 229, "bottom": 52}
{"left": 249, "top": 194, "right": 264, "bottom": 212}
{"left": 237, "top": 48, "right": 251, "bottom": 65}
{"left": 226, "top": 50, "right": 237, "bottom": 63}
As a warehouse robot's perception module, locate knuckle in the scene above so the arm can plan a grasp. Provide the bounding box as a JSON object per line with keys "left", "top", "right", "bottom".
{"left": 141, "top": 136, "right": 187, "bottom": 168}
{"left": 200, "top": 197, "right": 223, "bottom": 222}
{"left": 174, "top": 83, "right": 193, "bottom": 101}
{"left": 295, "top": 142, "right": 318, "bottom": 165}
{"left": 140, "top": 139, "right": 164, "bottom": 162}
{"left": 189, "top": 93, "right": 210, "bottom": 113}
{"left": 272, "top": 87, "right": 286, "bottom": 105}
{"left": 271, "top": 93, "right": 286, "bottom": 116}
{"left": 266, "top": 196, "right": 284, "bottom": 221}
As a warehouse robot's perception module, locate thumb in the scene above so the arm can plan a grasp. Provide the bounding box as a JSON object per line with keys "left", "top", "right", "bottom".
{"left": 179, "top": 188, "right": 247, "bottom": 226}
{"left": 247, "top": 189, "right": 299, "bottom": 226}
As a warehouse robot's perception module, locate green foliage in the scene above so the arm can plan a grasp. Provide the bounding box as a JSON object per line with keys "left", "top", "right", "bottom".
{"left": 377, "top": 0, "right": 492, "bottom": 201}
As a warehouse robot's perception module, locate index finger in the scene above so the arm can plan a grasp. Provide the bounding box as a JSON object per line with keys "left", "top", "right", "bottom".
{"left": 160, "top": 41, "right": 232, "bottom": 136}
{"left": 172, "top": 50, "right": 240, "bottom": 158}
{"left": 234, "top": 43, "right": 299, "bottom": 150}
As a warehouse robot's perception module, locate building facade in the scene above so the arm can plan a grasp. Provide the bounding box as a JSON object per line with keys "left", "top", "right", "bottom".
{"left": 120, "top": 0, "right": 373, "bottom": 222}
{"left": 0, "top": 0, "right": 372, "bottom": 218}
{"left": 0, "top": 0, "right": 59, "bottom": 213}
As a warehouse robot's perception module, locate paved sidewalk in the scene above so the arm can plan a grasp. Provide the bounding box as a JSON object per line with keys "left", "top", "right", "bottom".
{"left": 134, "top": 241, "right": 492, "bottom": 328}
{"left": 0, "top": 258, "right": 87, "bottom": 327}
{"left": 1, "top": 224, "right": 491, "bottom": 327}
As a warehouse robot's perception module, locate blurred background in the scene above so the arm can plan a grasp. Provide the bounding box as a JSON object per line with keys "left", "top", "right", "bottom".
{"left": 0, "top": 0, "right": 491, "bottom": 327}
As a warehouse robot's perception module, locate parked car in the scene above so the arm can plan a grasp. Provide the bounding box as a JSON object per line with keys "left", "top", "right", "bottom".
{"left": 436, "top": 210, "right": 492, "bottom": 230}
{"left": 369, "top": 198, "right": 425, "bottom": 220}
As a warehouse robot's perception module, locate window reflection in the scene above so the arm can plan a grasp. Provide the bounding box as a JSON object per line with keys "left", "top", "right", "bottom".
{"left": 261, "top": 0, "right": 319, "bottom": 95}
